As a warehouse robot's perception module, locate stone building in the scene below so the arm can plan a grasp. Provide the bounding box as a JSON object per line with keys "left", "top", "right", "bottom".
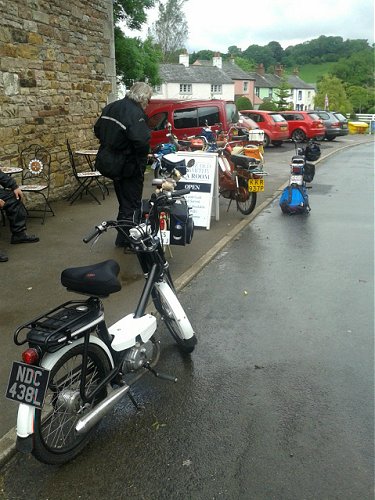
{"left": 0, "top": 0, "right": 116, "bottom": 200}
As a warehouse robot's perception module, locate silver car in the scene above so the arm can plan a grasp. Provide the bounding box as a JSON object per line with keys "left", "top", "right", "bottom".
{"left": 314, "top": 110, "right": 349, "bottom": 141}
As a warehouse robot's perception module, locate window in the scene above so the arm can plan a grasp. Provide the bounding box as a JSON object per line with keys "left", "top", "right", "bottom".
{"left": 298, "top": 90, "right": 302, "bottom": 101}
{"left": 243, "top": 81, "right": 249, "bottom": 92}
{"left": 255, "top": 87, "right": 260, "bottom": 97}
{"left": 211, "top": 84, "right": 222, "bottom": 94}
{"left": 174, "top": 107, "right": 196, "bottom": 128}
{"left": 268, "top": 88, "right": 273, "bottom": 98}
{"left": 153, "top": 85, "right": 162, "bottom": 94}
{"left": 179, "top": 84, "right": 192, "bottom": 94}
{"left": 198, "top": 106, "right": 220, "bottom": 126}
{"left": 148, "top": 112, "right": 168, "bottom": 131}
{"left": 173, "top": 106, "right": 221, "bottom": 129}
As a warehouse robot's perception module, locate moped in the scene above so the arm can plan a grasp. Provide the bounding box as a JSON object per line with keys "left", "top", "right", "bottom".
{"left": 153, "top": 124, "right": 267, "bottom": 216}
{"left": 6, "top": 180, "right": 197, "bottom": 465}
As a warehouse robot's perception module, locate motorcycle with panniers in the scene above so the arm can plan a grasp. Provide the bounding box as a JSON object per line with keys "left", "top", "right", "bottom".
{"left": 5, "top": 160, "right": 197, "bottom": 465}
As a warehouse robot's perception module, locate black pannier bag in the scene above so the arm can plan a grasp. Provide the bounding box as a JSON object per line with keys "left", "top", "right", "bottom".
{"left": 303, "top": 142, "right": 321, "bottom": 162}
{"left": 303, "top": 162, "right": 316, "bottom": 183}
{"left": 168, "top": 198, "right": 194, "bottom": 246}
{"left": 140, "top": 198, "right": 194, "bottom": 246}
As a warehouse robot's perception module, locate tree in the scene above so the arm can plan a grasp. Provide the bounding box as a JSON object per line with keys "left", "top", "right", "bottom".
{"left": 346, "top": 85, "right": 374, "bottom": 113}
{"left": 228, "top": 45, "right": 242, "bottom": 57}
{"left": 333, "top": 50, "right": 374, "bottom": 87}
{"left": 314, "top": 75, "right": 352, "bottom": 113}
{"left": 113, "top": 0, "right": 155, "bottom": 28}
{"left": 113, "top": 0, "right": 161, "bottom": 86}
{"left": 258, "top": 98, "right": 278, "bottom": 111}
{"left": 115, "top": 28, "right": 161, "bottom": 86}
{"left": 234, "top": 56, "right": 255, "bottom": 73}
{"left": 148, "top": 0, "right": 188, "bottom": 63}
{"left": 267, "top": 41, "right": 284, "bottom": 65}
{"left": 274, "top": 78, "right": 292, "bottom": 110}
{"left": 236, "top": 96, "right": 252, "bottom": 110}
{"left": 190, "top": 50, "right": 215, "bottom": 64}
{"left": 243, "top": 44, "right": 275, "bottom": 69}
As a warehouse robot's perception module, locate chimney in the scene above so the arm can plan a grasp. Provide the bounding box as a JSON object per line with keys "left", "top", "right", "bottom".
{"left": 293, "top": 67, "right": 299, "bottom": 76}
{"left": 179, "top": 51, "right": 189, "bottom": 67}
{"left": 257, "top": 63, "right": 265, "bottom": 76}
{"left": 274, "top": 64, "right": 284, "bottom": 77}
{"left": 212, "top": 52, "right": 222, "bottom": 69}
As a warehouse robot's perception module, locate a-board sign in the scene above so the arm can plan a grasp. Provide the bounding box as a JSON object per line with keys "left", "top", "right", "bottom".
{"left": 175, "top": 151, "right": 219, "bottom": 230}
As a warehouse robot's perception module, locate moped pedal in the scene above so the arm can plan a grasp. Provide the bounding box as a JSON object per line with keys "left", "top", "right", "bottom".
{"left": 144, "top": 363, "right": 178, "bottom": 383}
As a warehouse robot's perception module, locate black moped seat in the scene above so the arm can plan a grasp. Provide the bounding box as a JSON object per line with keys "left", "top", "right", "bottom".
{"left": 61, "top": 259, "right": 121, "bottom": 297}
{"left": 231, "top": 154, "right": 260, "bottom": 169}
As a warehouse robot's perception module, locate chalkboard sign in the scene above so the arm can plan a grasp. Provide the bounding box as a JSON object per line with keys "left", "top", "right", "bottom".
{"left": 175, "top": 151, "right": 219, "bottom": 229}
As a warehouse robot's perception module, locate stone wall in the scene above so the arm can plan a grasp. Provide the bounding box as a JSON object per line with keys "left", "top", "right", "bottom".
{"left": 0, "top": 0, "right": 116, "bottom": 200}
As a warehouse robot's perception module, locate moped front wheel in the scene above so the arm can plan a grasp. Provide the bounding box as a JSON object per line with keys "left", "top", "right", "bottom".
{"left": 32, "top": 343, "right": 110, "bottom": 465}
{"left": 152, "top": 281, "right": 197, "bottom": 353}
{"left": 236, "top": 176, "right": 257, "bottom": 215}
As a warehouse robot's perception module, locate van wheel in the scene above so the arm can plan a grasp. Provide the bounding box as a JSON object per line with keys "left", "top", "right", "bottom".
{"left": 263, "top": 134, "right": 270, "bottom": 147}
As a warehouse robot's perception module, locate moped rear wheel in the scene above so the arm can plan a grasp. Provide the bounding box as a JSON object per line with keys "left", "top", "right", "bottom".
{"left": 32, "top": 343, "right": 110, "bottom": 465}
{"left": 236, "top": 176, "right": 257, "bottom": 215}
{"left": 152, "top": 281, "right": 197, "bottom": 353}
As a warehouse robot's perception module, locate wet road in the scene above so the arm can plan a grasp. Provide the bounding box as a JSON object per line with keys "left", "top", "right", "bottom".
{"left": 1, "top": 143, "right": 373, "bottom": 499}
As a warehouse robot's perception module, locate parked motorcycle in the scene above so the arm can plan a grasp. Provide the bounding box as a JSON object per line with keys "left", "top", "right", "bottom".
{"left": 5, "top": 179, "right": 197, "bottom": 465}
{"left": 153, "top": 124, "right": 267, "bottom": 216}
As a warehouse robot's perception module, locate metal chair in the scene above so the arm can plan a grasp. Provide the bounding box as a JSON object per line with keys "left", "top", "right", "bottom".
{"left": 19, "top": 144, "right": 55, "bottom": 224}
{"left": 66, "top": 140, "right": 105, "bottom": 205}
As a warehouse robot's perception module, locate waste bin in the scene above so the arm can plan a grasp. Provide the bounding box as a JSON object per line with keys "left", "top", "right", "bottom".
{"left": 348, "top": 121, "right": 369, "bottom": 134}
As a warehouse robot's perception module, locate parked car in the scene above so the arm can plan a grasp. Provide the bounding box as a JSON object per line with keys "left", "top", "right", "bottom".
{"left": 312, "top": 110, "right": 348, "bottom": 141}
{"left": 239, "top": 110, "right": 289, "bottom": 147}
{"left": 332, "top": 112, "right": 349, "bottom": 137}
{"left": 146, "top": 99, "right": 239, "bottom": 149}
{"left": 279, "top": 111, "right": 326, "bottom": 142}
{"left": 237, "top": 112, "right": 259, "bottom": 131}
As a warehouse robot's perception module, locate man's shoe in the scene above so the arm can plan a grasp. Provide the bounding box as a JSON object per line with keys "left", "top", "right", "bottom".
{"left": 11, "top": 232, "right": 40, "bottom": 244}
{"left": 0, "top": 251, "right": 8, "bottom": 262}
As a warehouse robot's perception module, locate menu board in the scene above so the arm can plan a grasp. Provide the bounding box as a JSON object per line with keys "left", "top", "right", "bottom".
{"left": 175, "top": 151, "right": 219, "bottom": 229}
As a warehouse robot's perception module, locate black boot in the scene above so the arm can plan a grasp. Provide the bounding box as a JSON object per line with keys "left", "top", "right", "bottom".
{"left": 11, "top": 232, "right": 39, "bottom": 244}
{"left": 0, "top": 251, "right": 8, "bottom": 262}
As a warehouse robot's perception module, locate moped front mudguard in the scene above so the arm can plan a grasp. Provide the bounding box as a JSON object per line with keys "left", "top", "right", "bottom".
{"left": 16, "top": 336, "right": 114, "bottom": 450}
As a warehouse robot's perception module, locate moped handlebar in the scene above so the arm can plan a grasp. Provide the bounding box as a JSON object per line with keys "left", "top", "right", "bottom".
{"left": 83, "top": 188, "right": 191, "bottom": 245}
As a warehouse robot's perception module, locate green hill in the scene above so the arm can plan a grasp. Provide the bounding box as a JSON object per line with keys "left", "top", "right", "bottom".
{"left": 289, "top": 62, "right": 337, "bottom": 84}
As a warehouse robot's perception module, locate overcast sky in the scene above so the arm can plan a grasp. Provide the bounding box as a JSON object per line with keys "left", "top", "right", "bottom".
{"left": 127, "top": 0, "right": 374, "bottom": 53}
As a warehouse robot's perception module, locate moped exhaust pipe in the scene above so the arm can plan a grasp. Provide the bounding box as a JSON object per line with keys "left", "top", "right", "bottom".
{"left": 75, "top": 384, "right": 129, "bottom": 435}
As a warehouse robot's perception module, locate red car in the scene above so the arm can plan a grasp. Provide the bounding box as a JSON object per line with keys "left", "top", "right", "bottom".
{"left": 239, "top": 110, "right": 289, "bottom": 147}
{"left": 279, "top": 111, "right": 326, "bottom": 142}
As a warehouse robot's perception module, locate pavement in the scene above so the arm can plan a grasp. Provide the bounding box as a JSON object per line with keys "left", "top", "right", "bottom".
{"left": 0, "top": 133, "right": 373, "bottom": 468}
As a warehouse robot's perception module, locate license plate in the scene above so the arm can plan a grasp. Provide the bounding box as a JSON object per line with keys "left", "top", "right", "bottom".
{"left": 290, "top": 175, "right": 303, "bottom": 185}
{"left": 5, "top": 361, "right": 50, "bottom": 408}
{"left": 248, "top": 178, "right": 264, "bottom": 192}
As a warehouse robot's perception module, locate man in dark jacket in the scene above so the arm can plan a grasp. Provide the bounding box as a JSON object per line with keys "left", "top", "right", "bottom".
{"left": 0, "top": 169, "right": 39, "bottom": 262}
{"left": 94, "top": 82, "right": 153, "bottom": 247}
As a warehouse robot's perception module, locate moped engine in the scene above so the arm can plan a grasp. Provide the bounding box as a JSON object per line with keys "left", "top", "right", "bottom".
{"left": 121, "top": 340, "right": 155, "bottom": 373}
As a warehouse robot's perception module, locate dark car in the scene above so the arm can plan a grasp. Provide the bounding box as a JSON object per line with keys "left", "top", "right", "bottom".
{"left": 239, "top": 110, "right": 289, "bottom": 147}
{"left": 332, "top": 112, "right": 349, "bottom": 137}
{"left": 280, "top": 111, "right": 326, "bottom": 142}
{"left": 313, "top": 110, "right": 348, "bottom": 141}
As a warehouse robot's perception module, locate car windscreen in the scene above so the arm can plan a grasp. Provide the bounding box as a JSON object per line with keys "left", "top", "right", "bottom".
{"left": 226, "top": 103, "right": 239, "bottom": 124}
{"left": 334, "top": 113, "right": 347, "bottom": 121}
{"left": 308, "top": 113, "right": 321, "bottom": 121}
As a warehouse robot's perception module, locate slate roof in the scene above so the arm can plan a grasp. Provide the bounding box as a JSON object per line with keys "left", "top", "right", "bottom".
{"left": 248, "top": 71, "right": 315, "bottom": 90}
{"left": 194, "top": 59, "right": 255, "bottom": 81}
{"left": 158, "top": 63, "right": 233, "bottom": 84}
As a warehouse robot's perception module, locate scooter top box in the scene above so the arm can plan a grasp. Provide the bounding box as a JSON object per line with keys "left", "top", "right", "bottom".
{"left": 247, "top": 130, "right": 265, "bottom": 143}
